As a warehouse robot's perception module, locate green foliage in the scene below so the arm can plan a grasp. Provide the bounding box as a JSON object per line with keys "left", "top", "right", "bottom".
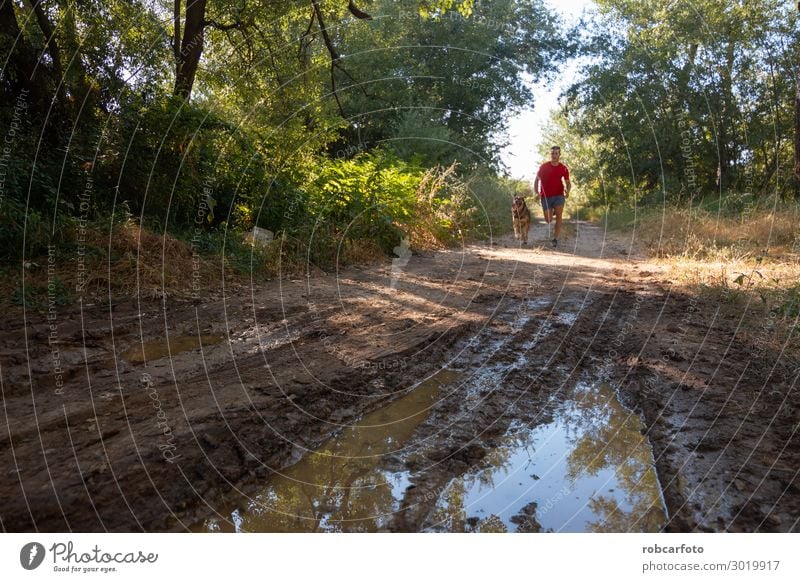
{"left": 103, "top": 96, "right": 233, "bottom": 228}
{"left": 336, "top": 0, "right": 571, "bottom": 169}
{"left": 558, "top": 0, "right": 798, "bottom": 210}
{"left": 185, "top": 227, "right": 269, "bottom": 276}
{"left": 0, "top": 198, "right": 47, "bottom": 260}
{"left": 465, "top": 173, "right": 517, "bottom": 237}
{"left": 306, "top": 152, "right": 420, "bottom": 253}
{"left": 417, "top": 163, "right": 476, "bottom": 241}
{"left": 772, "top": 284, "right": 800, "bottom": 319}
{"left": 418, "top": 0, "right": 476, "bottom": 18}
{"left": 11, "top": 275, "right": 71, "bottom": 309}
{"left": 382, "top": 110, "right": 466, "bottom": 168}
{"left": 0, "top": 0, "right": 571, "bottom": 285}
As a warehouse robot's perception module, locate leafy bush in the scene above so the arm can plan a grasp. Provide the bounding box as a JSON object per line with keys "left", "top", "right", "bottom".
{"left": 305, "top": 151, "right": 420, "bottom": 253}
{"left": 0, "top": 198, "right": 50, "bottom": 260}
{"left": 103, "top": 96, "right": 268, "bottom": 230}
{"left": 466, "top": 173, "right": 517, "bottom": 238}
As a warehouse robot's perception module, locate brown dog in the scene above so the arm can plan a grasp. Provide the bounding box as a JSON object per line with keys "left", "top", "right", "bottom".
{"left": 512, "top": 195, "right": 531, "bottom": 244}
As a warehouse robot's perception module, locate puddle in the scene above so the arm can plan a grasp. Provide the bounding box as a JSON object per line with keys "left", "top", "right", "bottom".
{"left": 194, "top": 369, "right": 461, "bottom": 532}
{"left": 426, "top": 381, "right": 667, "bottom": 532}
{"left": 193, "top": 299, "right": 666, "bottom": 533}
{"left": 121, "top": 334, "right": 224, "bottom": 364}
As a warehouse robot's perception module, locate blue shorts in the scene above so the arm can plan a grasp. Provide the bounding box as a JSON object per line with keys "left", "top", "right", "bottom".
{"left": 541, "top": 195, "right": 565, "bottom": 212}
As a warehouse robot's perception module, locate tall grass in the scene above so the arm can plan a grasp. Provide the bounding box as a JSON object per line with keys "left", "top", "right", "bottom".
{"left": 630, "top": 197, "right": 799, "bottom": 261}
{"left": 603, "top": 195, "right": 800, "bottom": 357}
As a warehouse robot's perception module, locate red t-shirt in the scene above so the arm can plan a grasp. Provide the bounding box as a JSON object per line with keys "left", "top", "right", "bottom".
{"left": 537, "top": 162, "right": 570, "bottom": 197}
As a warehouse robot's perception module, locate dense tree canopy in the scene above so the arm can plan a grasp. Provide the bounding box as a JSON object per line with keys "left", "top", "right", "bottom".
{"left": 548, "top": 0, "right": 799, "bottom": 209}
{"left": 0, "top": 0, "right": 797, "bottom": 267}
{"left": 0, "top": 1, "right": 565, "bottom": 247}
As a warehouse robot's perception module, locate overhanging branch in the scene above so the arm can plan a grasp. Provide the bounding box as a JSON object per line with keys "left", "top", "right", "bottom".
{"left": 348, "top": 0, "right": 372, "bottom": 20}
{"left": 311, "top": 0, "right": 339, "bottom": 61}
{"left": 203, "top": 18, "right": 242, "bottom": 31}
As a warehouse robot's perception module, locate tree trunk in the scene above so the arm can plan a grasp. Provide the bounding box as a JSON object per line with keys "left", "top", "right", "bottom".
{"left": 0, "top": 0, "right": 47, "bottom": 111}
{"left": 716, "top": 40, "right": 735, "bottom": 193}
{"left": 27, "top": 0, "right": 65, "bottom": 105}
{"left": 173, "top": 0, "right": 181, "bottom": 65}
{"left": 677, "top": 42, "right": 697, "bottom": 108}
{"left": 60, "top": 4, "right": 100, "bottom": 116}
{"left": 795, "top": 64, "right": 800, "bottom": 199}
{"left": 174, "top": 0, "right": 206, "bottom": 100}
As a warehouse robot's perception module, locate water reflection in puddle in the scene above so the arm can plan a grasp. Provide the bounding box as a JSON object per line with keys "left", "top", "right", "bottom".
{"left": 196, "top": 369, "right": 461, "bottom": 532}
{"left": 427, "top": 381, "right": 667, "bottom": 532}
{"left": 196, "top": 375, "right": 666, "bottom": 533}
{"left": 194, "top": 298, "right": 666, "bottom": 533}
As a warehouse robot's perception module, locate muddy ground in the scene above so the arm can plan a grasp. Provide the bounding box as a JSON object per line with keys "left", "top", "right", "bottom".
{"left": 0, "top": 222, "right": 797, "bottom": 532}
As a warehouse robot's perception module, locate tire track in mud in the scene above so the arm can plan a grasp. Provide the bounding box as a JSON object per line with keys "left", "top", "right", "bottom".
{"left": 0, "top": 247, "right": 505, "bottom": 531}
{"left": 196, "top": 278, "right": 668, "bottom": 532}
{"left": 385, "top": 288, "right": 662, "bottom": 532}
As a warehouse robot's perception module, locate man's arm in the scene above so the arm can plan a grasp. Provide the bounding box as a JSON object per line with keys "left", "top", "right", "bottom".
{"left": 533, "top": 175, "right": 541, "bottom": 198}
{"left": 564, "top": 178, "right": 571, "bottom": 197}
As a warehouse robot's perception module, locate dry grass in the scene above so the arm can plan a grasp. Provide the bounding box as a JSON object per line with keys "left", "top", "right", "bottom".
{"left": 405, "top": 162, "right": 482, "bottom": 251}
{"left": 625, "top": 202, "right": 800, "bottom": 358}
{"left": 636, "top": 205, "right": 799, "bottom": 261}
{"left": 97, "top": 221, "right": 204, "bottom": 297}
{"left": 3, "top": 219, "right": 435, "bottom": 310}
{"left": 4, "top": 220, "right": 245, "bottom": 308}
{"left": 634, "top": 206, "right": 800, "bottom": 296}
{"left": 340, "top": 238, "right": 387, "bottom": 264}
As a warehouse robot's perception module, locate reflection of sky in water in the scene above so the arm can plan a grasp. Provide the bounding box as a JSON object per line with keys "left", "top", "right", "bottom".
{"left": 429, "top": 382, "right": 667, "bottom": 533}
{"left": 197, "top": 376, "right": 666, "bottom": 533}
{"left": 387, "top": 470, "right": 412, "bottom": 502}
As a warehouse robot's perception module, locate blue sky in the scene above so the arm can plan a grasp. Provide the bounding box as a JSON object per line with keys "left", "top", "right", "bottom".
{"left": 500, "top": 0, "right": 594, "bottom": 180}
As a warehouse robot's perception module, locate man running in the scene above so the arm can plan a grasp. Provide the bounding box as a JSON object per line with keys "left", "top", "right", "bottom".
{"left": 533, "top": 145, "right": 570, "bottom": 248}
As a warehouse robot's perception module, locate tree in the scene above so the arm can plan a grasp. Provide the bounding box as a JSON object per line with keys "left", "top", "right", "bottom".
{"left": 558, "top": 0, "right": 798, "bottom": 207}
{"left": 795, "top": 59, "right": 800, "bottom": 198}
{"left": 0, "top": 0, "right": 53, "bottom": 115}
{"left": 331, "top": 0, "right": 571, "bottom": 169}
{"left": 171, "top": 0, "right": 461, "bottom": 102}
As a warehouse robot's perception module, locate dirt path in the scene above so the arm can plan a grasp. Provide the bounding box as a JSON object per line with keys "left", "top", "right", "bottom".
{"left": 1, "top": 222, "right": 797, "bottom": 532}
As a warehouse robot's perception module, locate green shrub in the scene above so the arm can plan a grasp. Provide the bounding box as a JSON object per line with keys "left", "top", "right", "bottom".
{"left": 305, "top": 151, "right": 420, "bottom": 253}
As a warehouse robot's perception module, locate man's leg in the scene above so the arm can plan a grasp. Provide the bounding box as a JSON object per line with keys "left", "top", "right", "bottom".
{"left": 541, "top": 202, "right": 553, "bottom": 224}
{"left": 541, "top": 199, "right": 555, "bottom": 243}
{"left": 553, "top": 204, "right": 564, "bottom": 240}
